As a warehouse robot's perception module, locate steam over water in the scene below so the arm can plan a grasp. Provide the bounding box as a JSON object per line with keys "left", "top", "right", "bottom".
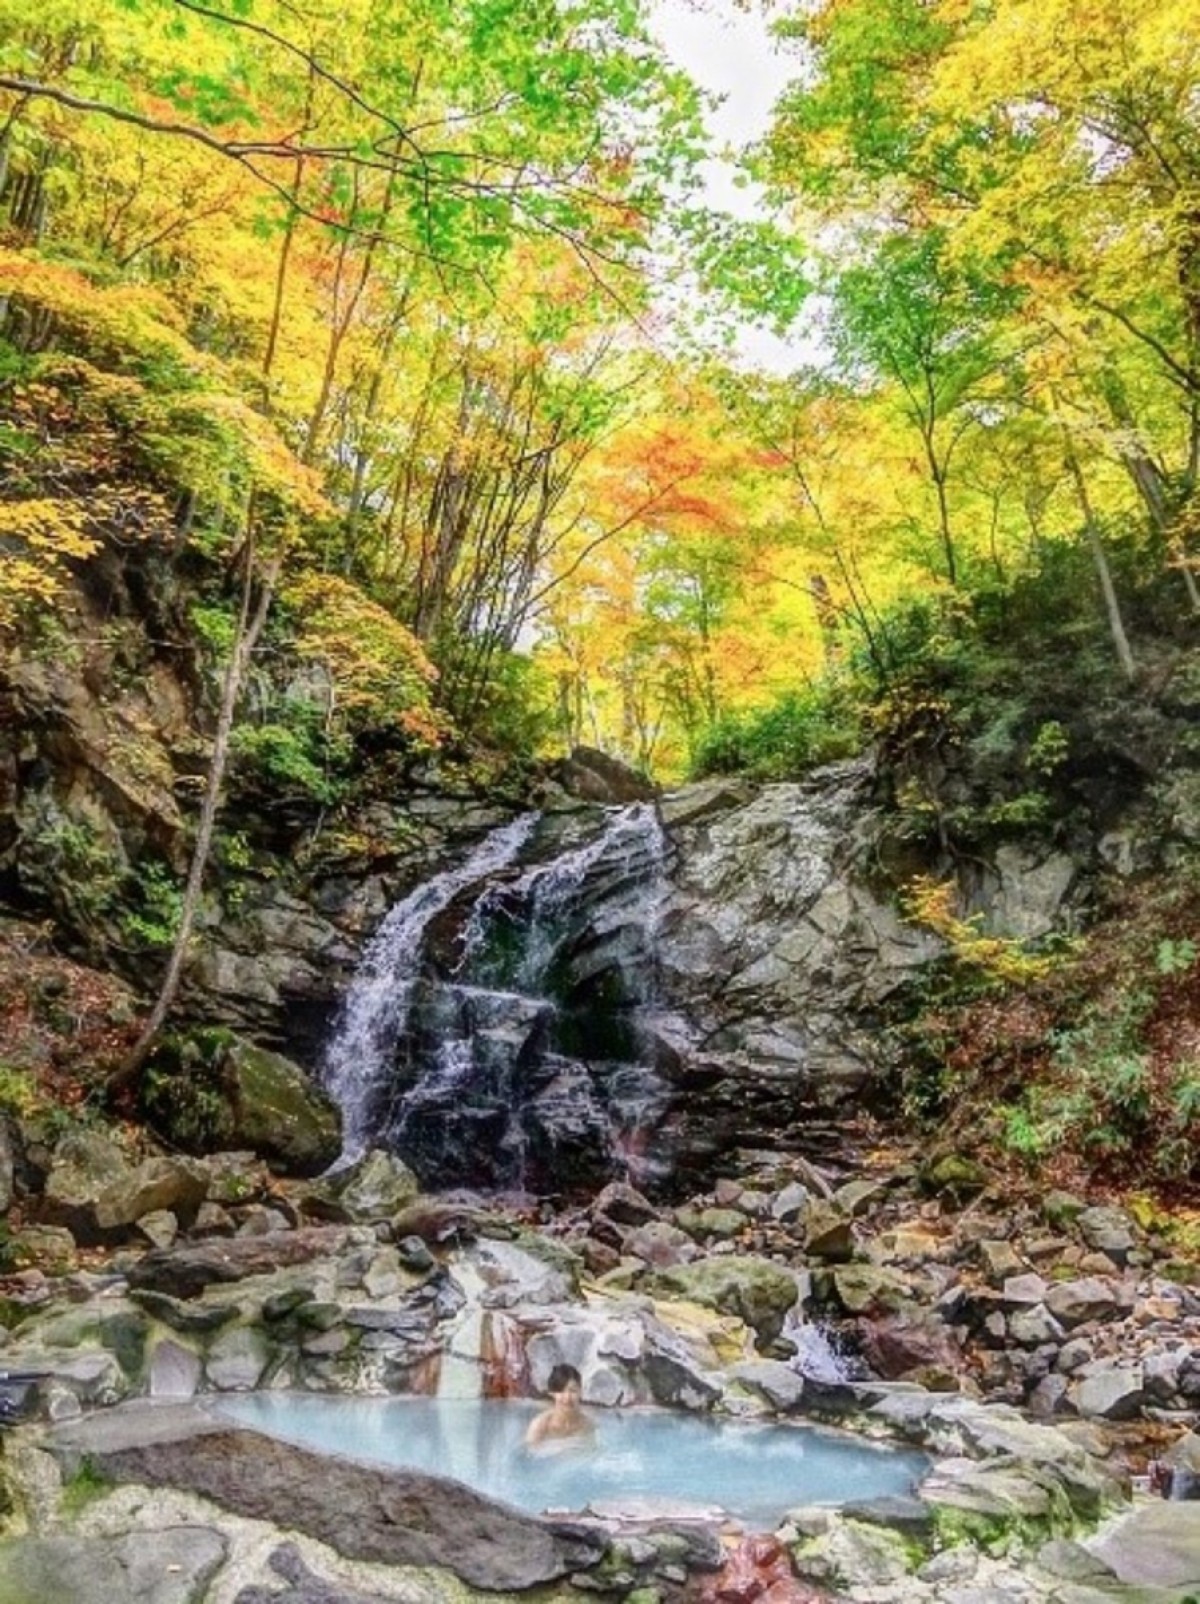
{"left": 219, "top": 1393, "right": 927, "bottom": 1526}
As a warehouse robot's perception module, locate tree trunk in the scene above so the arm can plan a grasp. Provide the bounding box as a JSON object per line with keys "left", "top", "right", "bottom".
{"left": 109, "top": 544, "right": 281, "bottom": 1097}
{"left": 1064, "top": 441, "right": 1137, "bottom": 682}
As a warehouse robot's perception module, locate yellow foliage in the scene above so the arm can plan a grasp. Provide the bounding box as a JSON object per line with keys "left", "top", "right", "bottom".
{"left": 904, "top": 875, "right": 1056, "bottom": 985}
{"left": 283, "top": 572, "right": 445, "bottom": 744}
{"left": 0, "top": 498, "right": 99, "bottom": 632}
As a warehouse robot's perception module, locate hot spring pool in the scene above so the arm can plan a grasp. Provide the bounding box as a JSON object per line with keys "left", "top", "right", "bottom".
{"left": 216, "top": 1395, "right": 928, "bottom": 1525}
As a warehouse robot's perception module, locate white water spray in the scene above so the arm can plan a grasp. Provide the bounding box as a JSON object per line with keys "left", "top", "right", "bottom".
{"left": 323, "top": 813, "right": 539, "bottom": 1162}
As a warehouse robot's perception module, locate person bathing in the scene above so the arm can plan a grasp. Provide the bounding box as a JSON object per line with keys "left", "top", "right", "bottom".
{"left": 524, "top": 1364, "right": 595, "bottom": 1448}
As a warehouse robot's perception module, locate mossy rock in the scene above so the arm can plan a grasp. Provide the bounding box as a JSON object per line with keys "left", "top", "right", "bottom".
{"left": 142, "top": 1030, "right": 340, "bottom": 1177}
{"left": 641, "top": 1255, "right": 800, "bottom": 1342}
{"left": 918, "top": 1152, "right": 988, "bottom": 1200}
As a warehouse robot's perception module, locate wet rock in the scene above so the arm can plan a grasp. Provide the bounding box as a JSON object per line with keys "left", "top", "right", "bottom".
{"left": 205, "top": 1326, "right": 272, "bottom": 1391}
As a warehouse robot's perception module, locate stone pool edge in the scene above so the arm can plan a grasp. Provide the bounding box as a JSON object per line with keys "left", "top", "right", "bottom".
{"left": 2, "top": 1380, "right": 1137, "bottom": 1601}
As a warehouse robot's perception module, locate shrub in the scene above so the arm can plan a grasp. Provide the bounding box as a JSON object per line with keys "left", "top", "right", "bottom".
{"left": 690, "top": 682, "right": 862, "bottom": 780}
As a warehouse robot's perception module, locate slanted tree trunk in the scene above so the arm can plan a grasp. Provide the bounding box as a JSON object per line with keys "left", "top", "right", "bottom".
{"left": 109, "top": 543, "right": 281, "bottom": 1097}
{"left": 1064, "top": 438, "right": 1137, "bottom": 683}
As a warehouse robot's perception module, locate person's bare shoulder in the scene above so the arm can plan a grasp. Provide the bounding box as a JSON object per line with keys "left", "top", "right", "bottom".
{"left": 525, "top": 1411, "right": 551, "bottom": 1447}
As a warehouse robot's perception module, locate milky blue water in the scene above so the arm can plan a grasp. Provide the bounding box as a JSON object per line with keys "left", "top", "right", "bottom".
{"left": 216, "top": 1394, "right": 927, "bottom": 1525}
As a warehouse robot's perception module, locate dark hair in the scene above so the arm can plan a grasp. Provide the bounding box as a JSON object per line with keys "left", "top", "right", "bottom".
{"left": 547, "top": 1364, "right": 582, "bottom": 1392}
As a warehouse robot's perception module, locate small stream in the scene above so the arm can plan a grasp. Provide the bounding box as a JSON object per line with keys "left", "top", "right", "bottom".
{"left": 216, "top": 1394, "right": 927, "bottom": 1526}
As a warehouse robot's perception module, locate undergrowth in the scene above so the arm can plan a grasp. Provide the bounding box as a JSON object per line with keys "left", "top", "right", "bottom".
{"left": 897, "top": 862, "right": 1200, "bottom": 1193}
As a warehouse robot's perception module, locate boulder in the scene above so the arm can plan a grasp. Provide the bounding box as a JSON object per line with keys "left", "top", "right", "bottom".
{"left": 858, "top": 1311, "right": 963, "bottom": 1382}
{"left": 205, "top": 1326, "right": 273, "bottom": 1391}
{"left": 827, "top": 1264, "right": 911, "bottom": 1316}
{"left": 323, "top": 1150, "right": 419, "bottom": 1221}
{"left": 727, "top": 1359, "right": 806, "bottom": 1411}
{"left": 148, "top": 1339, "right": 203, "bottom": 1399}
{"left": 1076, "top": 1205, "right": 1136, "bottom": 1261}
{"left": 592, "top": 1180, "right": 659, "bottom": 1227}
{"left": 94, "top": 1159, "right": 207, "bottom": 1237}
{"left": 552, "top": 746, "right": 657, "bottom": 804}
{"left": 39, "top": 1133, "right": 208, "bottom": 1246}
{"left": 57, "top": 1423, "right": 605, "bottom": 1590}
{"left": 642, "top": 1256, "right": 800, "bottom": 1343}
{"left": 918, "top": 1152, "right": 988, "bottom": 1199}
{"left": 1008, "top": 1304, "right": 1065, "bottom": 1348}
{"left": 1044, "top": 1277, "right": 1125, "bottom": 1328}
{"left": 978, "top": 1239, "right": 1024, "bottom": 1282}
{"left": 624, "top": 1219, "right": 698, "bottom": 1267}
{"left": 1070, "top": 1361, "right": 1146, "bottom": 1420}
{"left": 802, "top": 1201, "right": 855, "bottom": 1262}
{"left": 142, "top": 1031, "right": 340, "bottom": 1176}
{"left": 0, "top": 1529, "right": 227, "bottom": 1604}
{"left": 127, "top": 1226, "right": 352, "bottom": 1299}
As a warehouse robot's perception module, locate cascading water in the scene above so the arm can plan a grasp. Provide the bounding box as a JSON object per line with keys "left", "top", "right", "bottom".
{"left": 322, "top": 801, "right": 674, "bottom": 1192}
{"left": 323, "top": 813, "right": 539, "bottom": 1163}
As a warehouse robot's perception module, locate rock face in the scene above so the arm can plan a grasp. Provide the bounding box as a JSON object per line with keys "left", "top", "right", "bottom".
{"left": 658, "top": 765, "right": 940, "bottom": 1103}
{"left": 283, "top": 758, "right": 1098, "bottom": 1195}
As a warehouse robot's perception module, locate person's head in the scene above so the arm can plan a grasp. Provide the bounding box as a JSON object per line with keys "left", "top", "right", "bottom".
{"left": 546, "top": 1364, "right": 582, "bottom": 1403}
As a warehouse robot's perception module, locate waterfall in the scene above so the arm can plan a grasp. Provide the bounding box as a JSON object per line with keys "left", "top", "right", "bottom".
{"left": 781, "top": 1305, "right": 850, "bottom": 1385}
{"left": 322, "top": 800, "right": 674, "bottom": 1194}
{"left": 323, "top": 813, "right": 539, "bottom": 1163}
